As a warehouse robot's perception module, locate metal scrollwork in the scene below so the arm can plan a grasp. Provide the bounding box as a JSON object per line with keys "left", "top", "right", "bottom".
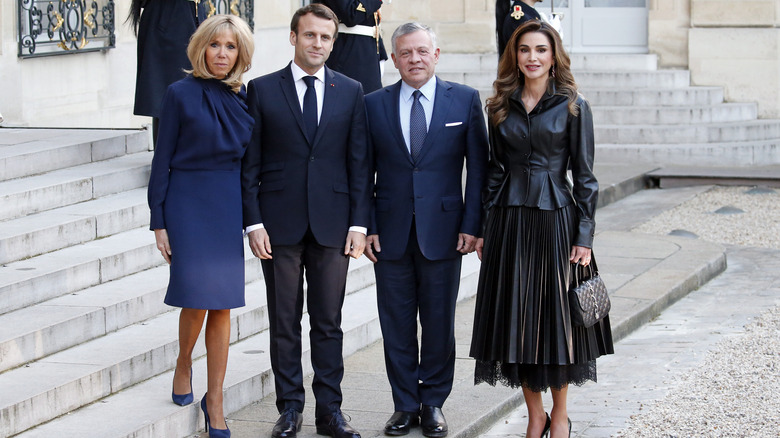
{"left": 207, "top": 0, "right": 254, "bottom": 31}
{"left": 17, "top": 0, "right": 115, "bottom": 58}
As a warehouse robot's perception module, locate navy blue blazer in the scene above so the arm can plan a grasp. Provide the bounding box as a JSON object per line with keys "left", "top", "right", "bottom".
{"left": 365, "top": 78, "right": 489, "bottom": 261}
{"left": 148, "top": 76, "right": 253, "bottom": 230}
{"left": 241, "top": 64, "right": 371, "bottom": 248}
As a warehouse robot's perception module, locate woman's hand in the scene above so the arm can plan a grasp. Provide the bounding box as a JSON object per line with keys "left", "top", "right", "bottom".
{"left": 570, "top": 245, "right": 591, "bottom": 266}
{"left": 154, "top": 229, "right": 172, "bottom": 264}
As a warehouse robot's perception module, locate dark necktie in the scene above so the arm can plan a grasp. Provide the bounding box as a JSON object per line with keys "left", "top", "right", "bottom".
{"left": 409, "top": 90, "right": 426, "bottom": 160}
{"left": 303, "top": 75, "right": 318, "bottom": 142}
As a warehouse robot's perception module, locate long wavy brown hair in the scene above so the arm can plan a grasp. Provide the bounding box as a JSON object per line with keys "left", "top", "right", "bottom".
{"left": 486, "top": 20, "right": 578, "bottom": 127}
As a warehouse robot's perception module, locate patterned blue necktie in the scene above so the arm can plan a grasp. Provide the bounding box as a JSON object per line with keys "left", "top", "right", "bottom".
{"left": 410, "top": 90, "right": 426, "bottom": 160}
{"left": 303, "top": 75, "right": 318, "bottom": 142}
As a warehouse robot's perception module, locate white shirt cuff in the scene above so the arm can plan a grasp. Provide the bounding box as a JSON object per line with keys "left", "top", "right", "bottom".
{"left": 245, "top": 223, "right": 264, "bottom": 234}
{"left": 349, "top": 226, "right": 367, "bottom": 235}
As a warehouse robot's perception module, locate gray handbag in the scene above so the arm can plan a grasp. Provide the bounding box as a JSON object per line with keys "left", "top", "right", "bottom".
{"left": 569, "top": 257, "right": 610, "bottom": 328}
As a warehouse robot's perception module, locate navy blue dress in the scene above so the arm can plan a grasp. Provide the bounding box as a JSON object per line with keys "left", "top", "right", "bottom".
{"left": 148, "top": 76, "right": 253, "bottom": 310}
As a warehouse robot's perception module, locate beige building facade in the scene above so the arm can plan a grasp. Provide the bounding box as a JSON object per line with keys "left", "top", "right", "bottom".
{"left": 1, "top": 0, "right": 779, "bottom": 127}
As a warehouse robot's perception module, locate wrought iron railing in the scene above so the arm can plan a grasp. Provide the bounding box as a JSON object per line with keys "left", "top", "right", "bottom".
{"left": 18, "top": 0, "right": 116, "bottom": 58}
{"left": 214, "top": 0, "right": 254, "bottom": 30}
{"left": 17, "top": 0, "right": 255, "bottom": 59}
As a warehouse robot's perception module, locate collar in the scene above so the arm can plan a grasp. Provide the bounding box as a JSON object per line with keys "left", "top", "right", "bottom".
{"left": 400, "top": 76, "right": 437, "bottom": 103}
{"left": 291, "top": 61, "right": 325, "bottom": 84}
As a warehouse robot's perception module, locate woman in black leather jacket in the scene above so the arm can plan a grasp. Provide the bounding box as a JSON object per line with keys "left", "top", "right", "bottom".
{"left": 469, "top": 21, "right": 613, "bottom": 438}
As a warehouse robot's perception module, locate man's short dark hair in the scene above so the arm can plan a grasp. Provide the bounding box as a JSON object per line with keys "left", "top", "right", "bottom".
{"left": 291, "top": 3, "right": 339, "bottom": 37}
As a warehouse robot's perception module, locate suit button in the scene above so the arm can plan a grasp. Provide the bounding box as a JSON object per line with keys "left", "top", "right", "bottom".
{"left": 310, "top": 156, "right": 315, "bottom": 161}
{"left": 521, "top": 134, "right": 526, "bottom": 139}
{"left": 413, "top": 168, "right": 419, "bottom": 173}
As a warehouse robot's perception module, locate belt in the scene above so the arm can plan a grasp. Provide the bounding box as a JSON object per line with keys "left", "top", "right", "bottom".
{"left": 338, "top": 23, "right": 377, "bottom": 38}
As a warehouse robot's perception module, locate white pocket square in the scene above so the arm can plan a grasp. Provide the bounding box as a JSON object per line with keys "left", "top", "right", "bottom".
{"left": 445, "top": 122, "right": 463, "bottom": 127}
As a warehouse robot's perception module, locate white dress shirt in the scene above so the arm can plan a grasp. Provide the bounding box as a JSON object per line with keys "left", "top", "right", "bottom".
{"left": 399, "top": 77, "right": 436, "bottom": 153}
{"left": 290, "top": 61, "right": 325, "bottom": 123}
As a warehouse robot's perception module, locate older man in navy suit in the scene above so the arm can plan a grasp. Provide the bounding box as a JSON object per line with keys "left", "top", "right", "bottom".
{"left": 363, "top": 23, "right": 488, "bottom": 437}
{"left": 241, "top": 4, "right": 370, "bottom": 438}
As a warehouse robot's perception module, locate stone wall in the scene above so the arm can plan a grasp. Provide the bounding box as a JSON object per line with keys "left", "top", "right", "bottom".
{"left": 648, "top": 0, "right": 691, "bottom": 68}
{"left": 688, "top": 0, "right": 780, "bottom": 118}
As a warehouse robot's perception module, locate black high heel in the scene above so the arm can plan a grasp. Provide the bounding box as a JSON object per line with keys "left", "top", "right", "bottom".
{"left": 200, "top": 393, "right": 230, "bottom": 438}
{"left": 567, "top": 417, "right": 572, "bottom": 437}
{"left": 541, "top": 413, "right": 551, "bottom": 437}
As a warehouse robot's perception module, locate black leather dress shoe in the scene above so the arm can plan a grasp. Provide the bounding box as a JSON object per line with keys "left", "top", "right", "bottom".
{"left": 272, "top": 408, "right": 302, "bottom": 438}
{"left": 420, "top": 406, "right": 448, "bottom": 438}
{"left": 383, "top": 411, "right": 419, "bottom": 436}
{"left": 315, "top": 410, "right": 361, "bottom": 438}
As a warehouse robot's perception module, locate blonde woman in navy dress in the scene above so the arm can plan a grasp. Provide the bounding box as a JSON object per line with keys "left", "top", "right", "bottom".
{"left": 147, "top": 15, "right": 254, "bottom": 438}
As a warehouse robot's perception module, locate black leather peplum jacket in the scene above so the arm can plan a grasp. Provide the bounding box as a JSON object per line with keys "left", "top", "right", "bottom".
{"left": 484, "top": 85, "right": 598, "bottom": 248}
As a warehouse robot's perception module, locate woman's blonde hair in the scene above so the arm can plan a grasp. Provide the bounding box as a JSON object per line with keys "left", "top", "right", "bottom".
{"left": 187, "top": 15, "right": 254, "bottom": 93}
{"left": 486, "top": 20, "right": 578, "bottom": 127}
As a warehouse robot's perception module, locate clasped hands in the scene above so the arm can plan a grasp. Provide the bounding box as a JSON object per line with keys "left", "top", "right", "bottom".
{"left": 365, "top": 233, "right": 477, "bottom": 263}
{"left": 247, "top": 228, "right": 366, "bottom": 260}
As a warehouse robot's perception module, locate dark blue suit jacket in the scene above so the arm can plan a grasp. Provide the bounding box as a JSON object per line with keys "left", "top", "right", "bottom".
{"left": 241, "top": 64, "right": 371, "bottom": 248}
{"left": 365, "top": 78, "right": 488, "bottom": 261}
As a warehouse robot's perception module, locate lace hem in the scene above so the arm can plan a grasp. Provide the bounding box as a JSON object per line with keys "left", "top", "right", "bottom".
{"left": 474, "top": 360, "right": 597, "bottom": 393}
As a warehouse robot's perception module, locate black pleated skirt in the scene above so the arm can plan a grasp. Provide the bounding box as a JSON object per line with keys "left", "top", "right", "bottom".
{"left": 469, "top": 204, "right": 614, "bottom": 392}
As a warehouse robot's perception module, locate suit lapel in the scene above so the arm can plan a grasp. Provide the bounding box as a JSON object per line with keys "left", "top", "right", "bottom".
{"left": 313, "top": 67, "right": 337, "bottom": 151}
{"left": 416, "top": 77, "right": 453, "bottom": 163}
{"left": 279, "top": 63, "right": 308, "bottom": 143}
{"left": 382, "top": 81, "right": 412, "bottom": 164}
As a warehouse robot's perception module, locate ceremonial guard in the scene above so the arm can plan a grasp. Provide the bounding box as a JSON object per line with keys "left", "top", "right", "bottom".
{"left": 315, "top": 0, "right": 388, "bottom": 93}
{"left": 496, "top": 0, "right": 542, "bottom": 59}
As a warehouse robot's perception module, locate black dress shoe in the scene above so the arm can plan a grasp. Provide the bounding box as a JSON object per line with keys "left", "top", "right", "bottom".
{"left": 315, "top": 410, "right": 361, "bottom": 438}
{"left": 419, "top": 406, "right": 448, "bottom": 438}
{"left": 272, "top": 408, "right": 302, "bottom": 438}
{"left": 383, "top": 411, "right": 419, "bottom": 436}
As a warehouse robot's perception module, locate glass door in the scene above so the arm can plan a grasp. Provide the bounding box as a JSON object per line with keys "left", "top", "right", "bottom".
{"left": 536, "top": 0, "right": 647, "bottom": 53}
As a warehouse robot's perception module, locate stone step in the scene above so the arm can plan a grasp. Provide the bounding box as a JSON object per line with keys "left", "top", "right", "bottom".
{"left": 0, "top": 151, "right": 152, "bottom": 222}
{"left": 0, "top": 251, "right": 371, "bottom": 375}
{"left": 569, "top": 53, "right": 658, "bottom": 71}
{"left": 0, "top": 227, "right": 160, "bottom": 316}
{"left": 13, "top": 255, "right": 481, "bottom": 438}
{"left": 0, "top": 188, "right": 148, "bottom": 265}
{"left": 596, "top": 138, "right": 780, "bottom": 167}
{"left": 0, "top": 129, "right": 148, "bottom": 182}
{"left": 580, "top": 87, "right": 725, "bottom": 107}
{"left": 384, "top": 69, "right": 691, "bottom": 91}
{"left": 595, "top": 119, "right": 780, "bottom": 144}
{"left": 592, "top": 102, "right": 758, "bottom": 125}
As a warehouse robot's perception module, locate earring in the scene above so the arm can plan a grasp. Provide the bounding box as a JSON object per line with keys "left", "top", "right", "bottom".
{"left": 551, "top": 65, "right": 556, "bottom": 78}
{"left": 517, "top": 66, "right": 521, "bottom": 78}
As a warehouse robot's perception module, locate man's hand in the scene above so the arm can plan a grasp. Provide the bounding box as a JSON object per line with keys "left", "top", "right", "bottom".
{"left": 475, "top": 237, "right": 484, "bottom": 261}
{"left": 365, "top": 234, "right": 381, "bottom": 263}
{"left": 248, "top": 228, "right": 273, "bottom": 259}
{"left": 344, "top": 231, "right": 366, "bottom": 259}
{"left": 456, "top": 233, "right": 477, "bottom": 254}
{"left": 154, "top": 229, "right": 172, "bottom": 264}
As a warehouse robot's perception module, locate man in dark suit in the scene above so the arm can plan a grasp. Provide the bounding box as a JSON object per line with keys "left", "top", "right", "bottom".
{"left": 363, "top": 22, "right": 488, "bottom": 437}
{"left": 241, "top": 4, "right": 370, "bottom": 438}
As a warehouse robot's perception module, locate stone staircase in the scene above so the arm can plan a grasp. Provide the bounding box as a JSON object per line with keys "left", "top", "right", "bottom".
{"left": 0, "top": 128, "right": 478, "bottom": 437}
{"left": 384, "top": 52, "right": 780, "bottom": 166}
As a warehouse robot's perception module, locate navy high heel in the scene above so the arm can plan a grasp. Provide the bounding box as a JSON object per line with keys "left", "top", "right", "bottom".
{"left": 201, "top": 393, "right": 230, "bottom": 438}
{"left": 171, "top": 367, "right": 193, "bottom": 406}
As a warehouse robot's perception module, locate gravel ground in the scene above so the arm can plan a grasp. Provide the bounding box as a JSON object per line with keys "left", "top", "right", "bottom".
{"left": 616, "top": 185, "right": 780, "bottom": 437}
{"left": 615, "top": 306, "right": 780, "bottom": 437}
{"left": 632, "top": 185, "right": 780, "bottom": 249}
